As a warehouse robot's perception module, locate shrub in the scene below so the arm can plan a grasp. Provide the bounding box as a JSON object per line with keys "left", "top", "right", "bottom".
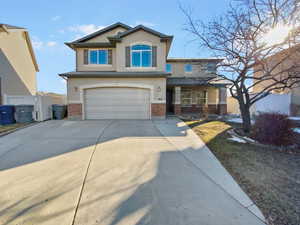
{"left": 252, "top": 112, "right": 296, "bottom": 146}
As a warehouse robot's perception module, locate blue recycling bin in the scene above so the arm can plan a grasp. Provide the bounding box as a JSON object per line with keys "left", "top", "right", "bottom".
{"left": 0, "top": 105, "right": 15, "bottom": 125}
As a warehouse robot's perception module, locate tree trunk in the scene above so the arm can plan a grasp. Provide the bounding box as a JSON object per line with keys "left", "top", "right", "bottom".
{"left": 239, "top": 102, "right": 251, "bottom": 133}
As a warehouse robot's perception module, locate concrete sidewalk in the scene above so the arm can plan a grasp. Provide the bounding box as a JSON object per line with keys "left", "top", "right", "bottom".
{"left": 154, "top": 117, "right": 266, "bottom": 222}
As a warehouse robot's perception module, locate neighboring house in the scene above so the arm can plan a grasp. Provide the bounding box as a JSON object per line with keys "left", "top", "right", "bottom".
{"left": 0, "top": 24, "right": 39, "bottom": 104}
{"left": 59, "top": 22, "right": 228, "bottom": 120}
{"left": 253, "top": 44, "right": 300, "bottom": 116}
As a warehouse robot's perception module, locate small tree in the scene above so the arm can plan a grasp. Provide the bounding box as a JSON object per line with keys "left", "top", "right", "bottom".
{"left": 181, "top": 0, "right": 300, "bottom": 132}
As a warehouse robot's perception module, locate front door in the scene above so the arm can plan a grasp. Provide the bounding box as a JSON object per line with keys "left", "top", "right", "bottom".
{"left": 166, "top": 89, "right": 173, "bottom": 113}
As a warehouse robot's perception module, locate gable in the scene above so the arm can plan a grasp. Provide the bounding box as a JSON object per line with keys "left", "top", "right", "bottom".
{"left": 86, "top": 27, "right": 127, "bottom": 43}
{"left": 120, "top": 29, "right": 162, "bottom": 44}
{"left": 71, "top": 22, "right": 131, "bottom": 44}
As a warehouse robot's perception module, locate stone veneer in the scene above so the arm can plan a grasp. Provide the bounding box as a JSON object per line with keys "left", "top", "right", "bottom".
{"left": 68, "top": 103, "right": 82, "bottom": 119}
{"left": 290, "top": 104, "right": 300, "bottom": 116}
{"left": 151, "top": 103, "right": 166, "bottom": 118}
{"left": 218, "top": 104, "right": 227, "bottom": 115}
{"left": 175, "top": 104, "right": 227, "bottom": 115}
{"left": 174, "top": 104, "right": 181, "bottom": 115}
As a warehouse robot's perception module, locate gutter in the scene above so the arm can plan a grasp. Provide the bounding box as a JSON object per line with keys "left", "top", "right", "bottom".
{"left": 24, "top": 31, "right": 39, "bottom": 72}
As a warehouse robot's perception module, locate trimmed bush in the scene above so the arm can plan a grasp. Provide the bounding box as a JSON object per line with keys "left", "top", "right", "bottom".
{"left": 252, "top": 112, "right": 296, "bottom": 146}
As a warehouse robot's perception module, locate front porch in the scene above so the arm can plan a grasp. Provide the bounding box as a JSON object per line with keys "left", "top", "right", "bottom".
{"left": 166, "top": 85, "right": 227, "bottom": 117}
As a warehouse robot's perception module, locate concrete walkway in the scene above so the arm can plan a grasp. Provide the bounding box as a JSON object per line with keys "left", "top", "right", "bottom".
{"left": 0, "top": 119, "right": 265, "bottom": 225}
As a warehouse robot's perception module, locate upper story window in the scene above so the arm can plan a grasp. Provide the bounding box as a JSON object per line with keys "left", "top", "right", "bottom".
{"left": 184, "top": 64, "right": 192, "bottom": 73}
{"left": 131, "top": 44, "right": 152, "bottom": 67}
{"left": 89, "top": 49, "right": 108, "bottom": 64}
{"left": 206, "top": 62, "right": 216, "bottom": 73}
{"left": 166, "top": 63, "right": 172, "bottom": 72}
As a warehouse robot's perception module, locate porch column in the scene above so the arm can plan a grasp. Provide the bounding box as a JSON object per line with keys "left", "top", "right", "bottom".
{"left": 174, "top": 86, "right": 181, "bottom": 115}
{"left": 218, "top": 87, "right": 227, "bottom": 115}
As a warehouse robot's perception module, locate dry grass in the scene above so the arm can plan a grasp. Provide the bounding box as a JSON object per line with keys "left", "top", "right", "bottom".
{"left": 187, "top": 120, "right": 300, "bottom": 225}
{"left": 0, "top": 123, "right": 31, "bottom": 134}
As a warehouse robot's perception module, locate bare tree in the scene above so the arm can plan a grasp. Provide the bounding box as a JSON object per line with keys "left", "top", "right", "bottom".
{"left": 181, "top": 0, "right": 300, "bottom": 132}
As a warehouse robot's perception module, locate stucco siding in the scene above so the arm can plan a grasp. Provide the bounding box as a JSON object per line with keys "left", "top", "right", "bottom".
{"left": 0, "top": 30, "right": 37, "bottom": 96}
{"left": 116, "top": 30, "right": 166, "bottom": 72}
{"left": 168, "top": 61, "right": 216, "bottom": 78}
{"left": 86, "top": 27, "right": 127, "bottom": 43}
{"left": 67, "top": 77, "right": 166, "bottom": 103}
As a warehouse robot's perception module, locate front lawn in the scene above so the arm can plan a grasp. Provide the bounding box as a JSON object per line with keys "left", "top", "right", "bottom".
{"left": 186, "top": 120, "right": 300, "bottom": 225}
{"left": 0, "top": 123, "right": 31, "bottom": 134}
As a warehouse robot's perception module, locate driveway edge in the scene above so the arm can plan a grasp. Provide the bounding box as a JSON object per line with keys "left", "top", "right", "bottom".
{"left": 0, "top": 122, "right": 40, "bottom": 138}
{"left": 153, "top": 118, "right": 266, "bottom": 224}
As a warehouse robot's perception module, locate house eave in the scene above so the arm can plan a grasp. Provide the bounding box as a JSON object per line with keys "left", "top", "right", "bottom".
{"left": 59, "top": 71, "right": 171, "bottom": 78}
{"left": 65, "top": 42, "right": 116, "bottom": 49}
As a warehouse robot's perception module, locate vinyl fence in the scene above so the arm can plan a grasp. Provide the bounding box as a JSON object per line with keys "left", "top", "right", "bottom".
{"left": 227, "top": 93, "right": 291, "bottom": 116}
{"left": 3, "top": 94, "right": 53, "bottom": 121}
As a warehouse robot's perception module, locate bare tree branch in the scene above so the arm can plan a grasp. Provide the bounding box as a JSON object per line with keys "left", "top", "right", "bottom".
{"left": 181, "top": 0, "right": 300, "bottom": 132}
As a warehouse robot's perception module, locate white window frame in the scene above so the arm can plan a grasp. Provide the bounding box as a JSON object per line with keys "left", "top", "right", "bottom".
{"left": 195, "top": 90, "right": 208, "bottom": 105}
{"left": 184, "top": 64, "right": 193, "bottom": 73}
{"left": 130, "top": 44, "right": 152, "bottom": 68}
{"left": 88, "top": 49, "right": 109, "bottom": 65}
{"left": 181, "top": 88, "right": 192, "bottom": 106}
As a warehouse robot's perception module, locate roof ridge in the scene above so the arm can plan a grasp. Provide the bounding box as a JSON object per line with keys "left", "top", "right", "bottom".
{"left": 70, "top": 22, "right": 132, "bottom": 43}
{"left": 0, "top": 23, "right": 25, "bottom": 29}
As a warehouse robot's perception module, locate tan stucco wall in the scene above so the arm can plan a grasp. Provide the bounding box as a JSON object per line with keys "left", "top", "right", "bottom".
{"left": 227, "top": 97, "right": 240, "bottom": 114}
{"left": 253, "top": 48, "right": 300, "bottom": 98}
{"left": 291, "top": 86, "right": 300, "bottom": 105}
{"left": 0, "top": 30, "right": 37, "bottom": 96}
{"left": 76, "top": 29, "right": 167, "bottom": 72}
{"left": 86, "top": 27, "right": 127, "bottom": 43}
{"left": 207, "top": 86, "right": 218, "bottom": 104}
{"left": 116, "top": 30, "right": 167, "bottom": 72}
{"left": 76, "top": 48, "right": 116, "bottom": 71}
{"left": 67, "top": 77, "right": 166, "bottom": 103}
{"left": 168, "top": 61, "right": 216, "bottom": 78}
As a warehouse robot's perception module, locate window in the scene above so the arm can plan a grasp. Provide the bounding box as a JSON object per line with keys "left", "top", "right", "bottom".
{"left": 181, "top": 88, "right": 192, "bottom": 106}
{"left": 131, "top": 44, "right": 152, "bottom": 67}
{"left": 89, "top": 50, "right": 108, "bottom": 64}
{"left": 185, "top": 64, "right": 192, "bottom": 73}
{"left": 206, "top": 62, "right": 216, "bottom": 73}
{"left": 195, "top": 90, "right": 208, "bottom": 104}
{"left": 166, "top": 63, "right": 172, "bottom": 72}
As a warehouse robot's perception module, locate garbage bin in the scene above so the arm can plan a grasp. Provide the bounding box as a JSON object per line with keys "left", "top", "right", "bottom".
{"left": 52, "top": 104, "right": 67, "bottom": 120}
{"left": 15, "top": 105, "right": 34, "bottom": 123}
{"left": 0, "top": 105, "right": 15, "bottom": 125}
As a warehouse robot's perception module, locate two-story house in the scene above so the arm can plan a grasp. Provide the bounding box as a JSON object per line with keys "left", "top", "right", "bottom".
{"left": 59, "top": 22, "right": 228, "bottom": 119}
{"left": 0, "top": 24, "right": 39, "bottom": 104}
{"left": 253, "top": 43, "right": 300, "bottom": 116}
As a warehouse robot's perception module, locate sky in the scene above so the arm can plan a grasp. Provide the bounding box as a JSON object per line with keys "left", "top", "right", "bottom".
{"left": 1, "top": 0, "right": 232, "bottom": 94}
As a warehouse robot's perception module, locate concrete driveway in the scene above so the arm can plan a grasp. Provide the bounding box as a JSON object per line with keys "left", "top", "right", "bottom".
{"left": 0, "top": 119, "right": 265, "bottom": 225}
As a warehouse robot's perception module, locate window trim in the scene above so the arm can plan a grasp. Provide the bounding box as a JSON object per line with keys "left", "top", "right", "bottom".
{"left": 195, "top": 90, "right": 208, "bottom": 105}
{"left": 181, "top": 88, "right": 193, "bottom": 107}
{"left": 184, "top": 64, "right": 193, "bottom": 73}
{"left": 130, "top": 43, "right": 153, "bottom": 68}
{"left": 88, "top": 49, "right": 110, "bottom": 65}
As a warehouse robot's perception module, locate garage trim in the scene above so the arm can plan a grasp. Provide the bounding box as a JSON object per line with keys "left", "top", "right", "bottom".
{"left": 79, "top": 83, "right": 154, "bottom": 120}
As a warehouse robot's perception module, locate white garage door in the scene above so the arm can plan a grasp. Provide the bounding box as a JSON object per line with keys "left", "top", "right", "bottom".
{"left": 84, "top": 87, "right": 150, "bottom": 119}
